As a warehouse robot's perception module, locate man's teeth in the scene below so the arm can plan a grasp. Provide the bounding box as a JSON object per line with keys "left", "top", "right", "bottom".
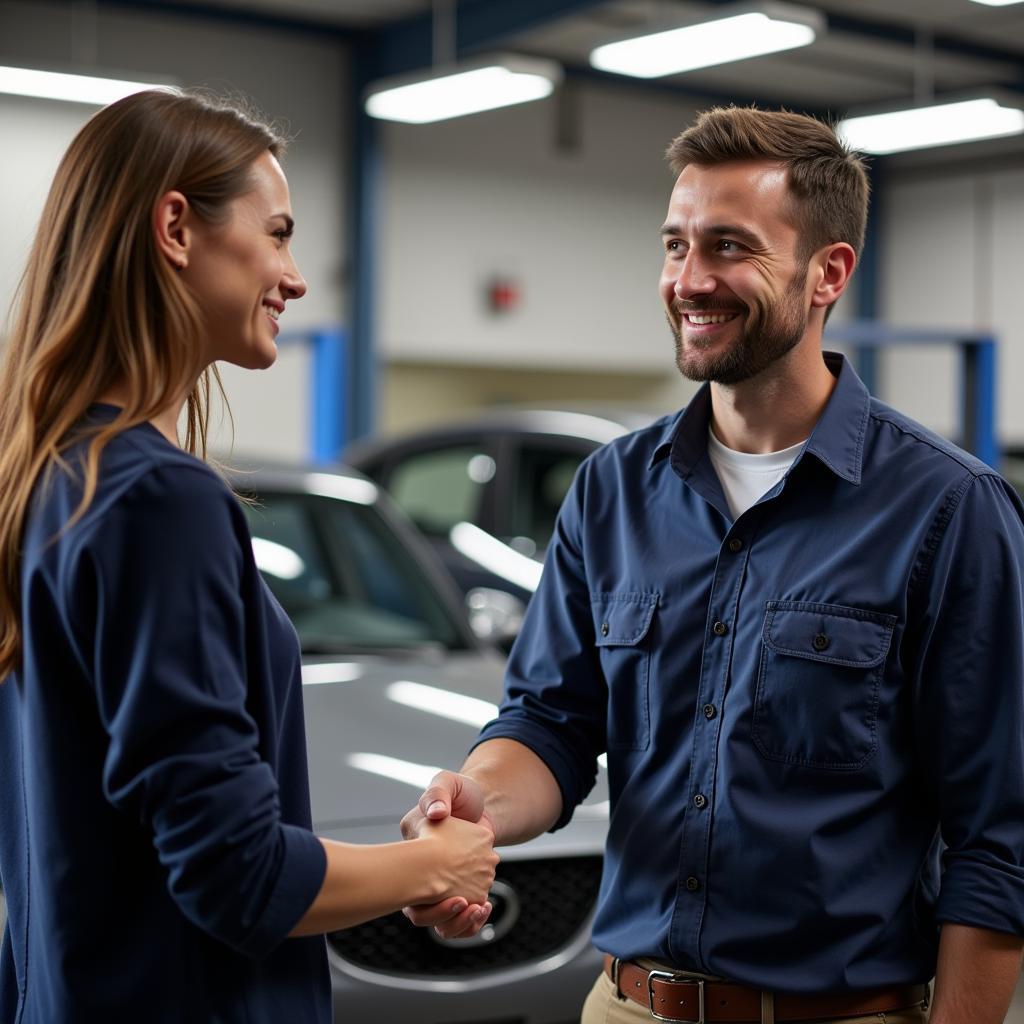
{"left": 686, "top": 313, "right": 735, "bottom": 325}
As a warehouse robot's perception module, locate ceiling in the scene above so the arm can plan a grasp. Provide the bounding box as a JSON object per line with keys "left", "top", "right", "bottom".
{"left": 109, "top": 0, "right": 1024, "bottom": 123}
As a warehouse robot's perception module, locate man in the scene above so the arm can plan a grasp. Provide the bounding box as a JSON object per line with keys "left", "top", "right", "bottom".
{"left": 401, "top": 107, "right": 1024, "bottom": 1024}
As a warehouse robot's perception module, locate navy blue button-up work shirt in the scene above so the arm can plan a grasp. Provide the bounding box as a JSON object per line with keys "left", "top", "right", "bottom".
{"left": 476, "top": 353, "right": 1024, "bottom": 993}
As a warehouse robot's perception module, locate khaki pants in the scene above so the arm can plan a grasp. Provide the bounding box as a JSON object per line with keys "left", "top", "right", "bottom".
{"left": 581, "top": 968, "right": 930, "bottom": 1024}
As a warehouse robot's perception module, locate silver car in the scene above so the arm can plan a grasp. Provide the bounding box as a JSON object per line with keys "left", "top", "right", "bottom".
{"left": 234, "top": 463, "right": 609, "bottom": 1023}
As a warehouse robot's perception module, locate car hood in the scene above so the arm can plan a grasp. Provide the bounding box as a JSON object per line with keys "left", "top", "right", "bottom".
{"left": 301, "top": 649, "right": 610, "bottom": 854}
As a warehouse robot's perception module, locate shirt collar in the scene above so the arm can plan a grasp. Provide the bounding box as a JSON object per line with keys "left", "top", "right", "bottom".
{"left": 649, "top": 352, "right": 870, "bottom": 486}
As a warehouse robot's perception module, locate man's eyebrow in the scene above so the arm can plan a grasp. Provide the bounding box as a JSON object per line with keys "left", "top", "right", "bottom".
{"left": 659, "top": 222, "right": 765, "bottom": 247}
{"left": 707, "top": 223, "right": 764, "bottom": 246}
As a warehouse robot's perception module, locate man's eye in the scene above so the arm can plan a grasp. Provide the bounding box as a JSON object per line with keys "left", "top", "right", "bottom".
{"left": 719, "top": 240, "right": 741, "bottom": 252}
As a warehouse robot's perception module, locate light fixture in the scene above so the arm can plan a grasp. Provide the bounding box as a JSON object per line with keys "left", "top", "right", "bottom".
{"left": 0, "top": 65, "right": 172, "bottom": 105}
{"left": 364, "top": 53, "right": 562, "bottom": 124}
{"left": 968, "top": 0, "right": 1023, "bottom": 5}
{"left": 589, "top": 2, "right": 823, "bottom": 79}
{"left": 838, "top": 96, "right": 1024, "bottom": 154}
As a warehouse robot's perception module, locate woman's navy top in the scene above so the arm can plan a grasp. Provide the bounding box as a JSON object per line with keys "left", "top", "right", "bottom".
{"left": 0, "top": 409, "right": 330, "bottom": 1022}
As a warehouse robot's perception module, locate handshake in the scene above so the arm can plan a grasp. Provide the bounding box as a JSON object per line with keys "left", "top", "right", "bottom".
{"left": 399, "top": 770, "right": 499, "bottom": 941}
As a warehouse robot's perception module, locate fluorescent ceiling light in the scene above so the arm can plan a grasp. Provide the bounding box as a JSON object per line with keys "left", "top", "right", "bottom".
{"left": 589, "top": 3, "right": 822, "bottom": 79}
{"left": 0, "top": 65, "right": 169, "bottom": 105}
{"left": 968, "top": 0, "right": 1023, "bottom": 5}
{"left": 838, "top": 97, "right": 1024, "bottom": 154}
{"left": 364, "top": 54, "right": 562, "bottom": 124}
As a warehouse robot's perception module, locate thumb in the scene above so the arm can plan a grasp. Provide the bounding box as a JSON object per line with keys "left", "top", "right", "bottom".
{"left": 419, "top": 774, "right": 457, "bottom": 820}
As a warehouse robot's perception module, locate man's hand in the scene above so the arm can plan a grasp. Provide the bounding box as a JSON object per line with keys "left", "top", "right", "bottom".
{"left": 400, "top": 771, "right": 497, "bottom": 940}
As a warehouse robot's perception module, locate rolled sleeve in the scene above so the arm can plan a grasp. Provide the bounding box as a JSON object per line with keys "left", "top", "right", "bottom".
{"left": 70, "top": 465, "right": 325, "bottom": 957}
{"left": 912, "top": 472, "right": 1024, "bottom": 936}
{"left": 474, "top": 462, "right": 606, "bottom": 829}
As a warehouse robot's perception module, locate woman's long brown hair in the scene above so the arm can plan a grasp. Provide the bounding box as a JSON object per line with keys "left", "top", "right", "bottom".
{"left": 0, "top": 89, "right": 286, "bottom": 680}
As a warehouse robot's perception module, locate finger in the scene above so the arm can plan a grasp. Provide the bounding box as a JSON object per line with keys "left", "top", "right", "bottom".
{"left": 432, "top": 902, "right": 493, "bottom": 941}
{"left": 418, "top": 772, "right": 459, "bottom": 820}
{"left": 399, "top": 805, "right": 428, "bottom": 840}
{"left": 402, "top": 896, "right": 466, "bottom": 928}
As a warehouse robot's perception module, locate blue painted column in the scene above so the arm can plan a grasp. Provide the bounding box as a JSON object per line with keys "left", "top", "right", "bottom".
{"left": 961, "top": 337, "right": 998, "bottom": 468}
{"left": 310, "top": 327, "right": 349, "bottom": 463}
{"left": 347, "top": 57, "right": 382, "bottom": 444}
{"left": 853, "top": 160, "right": 883, "bottom": 394}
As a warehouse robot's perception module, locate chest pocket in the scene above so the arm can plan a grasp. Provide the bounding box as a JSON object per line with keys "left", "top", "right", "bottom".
{"left": 592, "top": 592, "right": 658, "bottom": 751}
{"left": 752, "top": 601, "right": 896, "bottom": 770}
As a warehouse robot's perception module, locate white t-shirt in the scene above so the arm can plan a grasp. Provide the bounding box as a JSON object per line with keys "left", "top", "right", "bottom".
{"left": 706, "top": 427, "right": 806, "bottom": 520}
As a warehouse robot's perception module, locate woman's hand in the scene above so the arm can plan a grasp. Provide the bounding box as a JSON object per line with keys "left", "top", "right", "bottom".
{"left": 418, "top": 814, "right": 499, "bottom": 907}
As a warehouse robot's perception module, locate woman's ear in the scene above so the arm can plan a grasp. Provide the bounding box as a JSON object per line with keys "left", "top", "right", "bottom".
{"left": 810, "top": 242, "right": 857, "bottom": 309}
{"left": 152, "top": 190, "right": 193, "bottom": 271}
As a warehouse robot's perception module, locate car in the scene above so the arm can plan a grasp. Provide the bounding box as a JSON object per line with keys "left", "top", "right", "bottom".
{"left": 232, "top": 462, "right": 609, "bottom": 1023}
{"left": 344, "top": 409, "right": 653, "bottom": 647}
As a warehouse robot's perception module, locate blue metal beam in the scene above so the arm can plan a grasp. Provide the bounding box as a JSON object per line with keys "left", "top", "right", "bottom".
{"left": 99, "top": 0, "right": 352, "bottom": 39}
{"left": 357, "top": 0, "right": 610, "bottom": 82}
{"left": 852, "top": 159, "right": 884, "bottom": 393}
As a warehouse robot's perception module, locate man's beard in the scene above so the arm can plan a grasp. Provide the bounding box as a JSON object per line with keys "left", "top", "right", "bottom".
{"left": 669, "top": 270, "right": 808, "bottom": 386}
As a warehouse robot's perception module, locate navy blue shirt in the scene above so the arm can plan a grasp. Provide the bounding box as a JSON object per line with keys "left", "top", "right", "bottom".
{"left": 477, "top": 353, "right": 1024, "bottom": 992}
{"left": 0, "top": 410, "right": 330, "bottom": 1022}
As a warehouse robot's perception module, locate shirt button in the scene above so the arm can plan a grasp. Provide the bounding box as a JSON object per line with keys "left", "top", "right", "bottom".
{"left": 685, "top": 876, "right": 701, "bottom": 892}
{"left": 693, "top": 793, "right": 707, "bottom": 809}
{"left": 703, "top": 703, "right": 717, "bottom": 720}
{"left": 712, "top": 620, "right": 728, "bottom": 637}
{"left": 728, "top": 538, "right": 744, "bottom": 553}
{"left": 812, "top": 633, "right": 830, "bottom": 652}
{"left": 601, "top": 622, "right": 610, "bottom": 637}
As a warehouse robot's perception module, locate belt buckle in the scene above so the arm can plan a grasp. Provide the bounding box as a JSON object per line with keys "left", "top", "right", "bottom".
{"left": 647, "top": 969, "right": 705, "bottom": 1024}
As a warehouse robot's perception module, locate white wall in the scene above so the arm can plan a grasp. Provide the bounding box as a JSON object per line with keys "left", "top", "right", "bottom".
{"left": 378, "top": 79, "right": 705, "bottom": 375}
{"left": 0, "top": 0, "right": 349, "bottom": 459}
{"left": 879, "top": 166, "right": 1024, "bottom": 445}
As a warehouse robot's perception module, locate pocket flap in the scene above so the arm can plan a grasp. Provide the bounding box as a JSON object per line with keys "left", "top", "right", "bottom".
{"left": 763, "top": 601, "right": 895, "bottom": 668}
{"left": 591, "top": 592, "right": 658, "bottom": 646}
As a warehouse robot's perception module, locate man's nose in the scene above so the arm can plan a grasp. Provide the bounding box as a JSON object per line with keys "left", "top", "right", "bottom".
{"left": 674, "top": 251, "right": 715, "bottom": 299}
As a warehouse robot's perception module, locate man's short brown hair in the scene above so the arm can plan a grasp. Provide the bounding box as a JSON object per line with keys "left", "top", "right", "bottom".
{"left": 665, "top": 106, "right": 870, "bottom": 262}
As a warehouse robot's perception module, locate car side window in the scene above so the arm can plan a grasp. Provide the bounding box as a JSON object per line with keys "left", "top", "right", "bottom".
{"left": 508, "top": 445, "right": 587, "bottom": 554}
{"left": 387, "top": 445, "right": 493, "bottom": 537}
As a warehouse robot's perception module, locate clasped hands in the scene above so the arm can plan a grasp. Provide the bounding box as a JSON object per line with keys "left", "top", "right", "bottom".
{"left": 400, "top": 770, "right": 498, "bottom": 941}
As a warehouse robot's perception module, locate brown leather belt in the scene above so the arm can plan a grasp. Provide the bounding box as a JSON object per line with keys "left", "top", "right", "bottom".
{"left": 603, "top": 955, "right": 928, "bottom": 1023}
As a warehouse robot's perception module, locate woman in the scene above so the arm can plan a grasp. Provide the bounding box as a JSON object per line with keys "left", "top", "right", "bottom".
{"left": 0, "top": 89, "right": 497, "bottom": 1023}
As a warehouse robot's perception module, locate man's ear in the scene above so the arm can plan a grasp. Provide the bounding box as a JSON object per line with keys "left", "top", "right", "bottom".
{"left": 152, "top": 190, "right": 193, "bottom": 271}
{"left": 810, "top": 242, "right": 856, "bottom": 309}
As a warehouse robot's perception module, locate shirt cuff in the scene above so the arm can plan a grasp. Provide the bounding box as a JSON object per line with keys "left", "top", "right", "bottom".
{"left": 472, "top": 717, "right": 586, "bottom": 831}
{"left": 237, "top": 825, "right": 327, "bottom": 959}
{"left": 936, "top": 854, "right": 1024, "bottom": 937}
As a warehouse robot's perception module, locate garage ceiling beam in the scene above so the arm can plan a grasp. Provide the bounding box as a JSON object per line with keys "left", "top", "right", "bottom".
{"left": 694, "top": 0, "right": 1024, "bottom": 82}
{"left": 358, "top": 0, "right": 612, "bottom": 83}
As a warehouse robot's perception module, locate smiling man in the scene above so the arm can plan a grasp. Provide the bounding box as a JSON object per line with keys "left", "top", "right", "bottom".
{"left": 401, "top": 107, "right": 1024, "bottom": 1024}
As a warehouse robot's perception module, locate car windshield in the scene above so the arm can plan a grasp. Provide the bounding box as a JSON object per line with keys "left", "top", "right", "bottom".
{"left": 243, "top": 489, "right": 466, "bottom": 654}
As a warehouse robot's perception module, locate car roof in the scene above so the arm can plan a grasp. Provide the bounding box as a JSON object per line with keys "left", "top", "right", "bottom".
{"left": 344, "top": 407, "right": 657, "bottom": 465}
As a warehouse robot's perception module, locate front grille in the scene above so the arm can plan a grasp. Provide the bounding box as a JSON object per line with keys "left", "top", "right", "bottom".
{"left": 328, "top": 855, "right": 602, "bottom": 977}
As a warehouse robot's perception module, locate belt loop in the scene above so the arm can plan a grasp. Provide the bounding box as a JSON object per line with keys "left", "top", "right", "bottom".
{"left": 760, "top": 991, "right": 775, "bottom": 1024}
{"left": 610, "top": 957, "right": 626, "bottom": 1001}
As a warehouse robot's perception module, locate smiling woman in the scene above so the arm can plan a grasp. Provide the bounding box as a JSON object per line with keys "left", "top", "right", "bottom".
{"left": 0, "top": 89, "right": 497, "bottom": 1024}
